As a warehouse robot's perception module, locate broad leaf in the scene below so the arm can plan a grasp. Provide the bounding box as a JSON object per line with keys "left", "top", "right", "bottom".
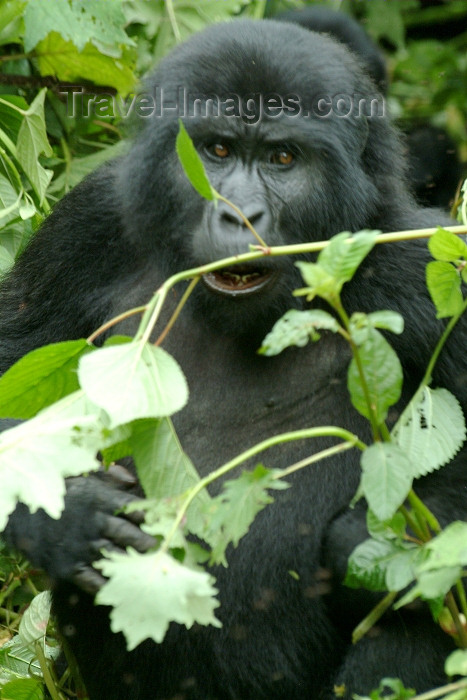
{"left": 78, "top": 340, "right": 189, "bottom": 428}
{"left": 392, "top": 387, "right": 466, "bottom": 478}
{"left": 428, "top": 227, "right": 467, "bottom": 262}
{"left": 348, "top": 328, "right": 402, "bottom": 424}
{"left": 0, "top": 339, "right": 91, "bottom": 419}
{"left": 360, "top": 443, "right": 412, "bottom": 521}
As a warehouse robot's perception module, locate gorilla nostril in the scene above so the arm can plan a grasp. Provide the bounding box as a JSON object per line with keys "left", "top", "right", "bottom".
{"left": 220, "top": 203, "right": 265, "bottom": 228}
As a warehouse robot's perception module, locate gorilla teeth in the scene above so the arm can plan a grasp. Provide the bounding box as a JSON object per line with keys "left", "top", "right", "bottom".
{"left": 202, "top": 268, "right": 274, "bottom": 296}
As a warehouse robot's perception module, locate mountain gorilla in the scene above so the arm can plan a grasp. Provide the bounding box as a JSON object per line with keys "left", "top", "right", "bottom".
{"left": 1, "top": 18, "right": 467, "bottom": 700}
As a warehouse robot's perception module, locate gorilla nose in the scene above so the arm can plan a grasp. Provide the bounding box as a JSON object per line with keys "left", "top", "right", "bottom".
{"left": 219, "top": 202, "right": 268, "bottom": 232}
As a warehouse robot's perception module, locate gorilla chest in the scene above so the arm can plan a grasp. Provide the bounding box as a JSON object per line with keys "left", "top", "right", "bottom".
{"left": 167, "top": 328, "right": 358, "bottom": 475}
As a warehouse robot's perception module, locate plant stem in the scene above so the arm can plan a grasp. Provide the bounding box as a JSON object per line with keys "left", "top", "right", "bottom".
{"left": 162, "top": 427, "right": 365, "bottom": 551}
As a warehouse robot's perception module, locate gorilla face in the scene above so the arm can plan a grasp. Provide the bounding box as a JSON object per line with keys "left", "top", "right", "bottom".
{"left": 117, "top": 20, "right": 398, "bottom": 335}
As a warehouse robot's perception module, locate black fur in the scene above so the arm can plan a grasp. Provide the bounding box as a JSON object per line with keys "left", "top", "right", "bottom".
{"left": 275, "top": 7, "right": 462, "bottom": 209}
{"left": 2, "top": 20, "right": 466, "bottom": 700}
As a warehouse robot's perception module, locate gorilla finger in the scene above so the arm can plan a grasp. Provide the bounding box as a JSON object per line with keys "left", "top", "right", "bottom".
{"left": 72, "top": 564, "right": 108, "bottom": 594}
{"left": 97, "top": 462, "right": 138, "bottom": 489}
{"left": 90, "top": 538, "right": 127, "bottom": 557}
{"left": 102, "top": 515, "right": 157, "bottom": 552}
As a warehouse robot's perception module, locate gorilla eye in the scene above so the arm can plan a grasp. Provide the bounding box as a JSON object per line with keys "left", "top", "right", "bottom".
{"left": 269, "top": 149, "right": 294, "bottom": 166}
{"left": 210, "top": 143, "right": 230, "bottom": 158}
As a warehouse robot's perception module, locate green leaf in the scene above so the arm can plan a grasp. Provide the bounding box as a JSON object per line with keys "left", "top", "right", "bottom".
{"left": 392, "top": 387, "right": 466, "bottom": 478}
{"left": 0, "top": 391, "right": 103, "bottom": 530}
{"left": 18, "top": 591, "right": 52, "bottom": 647}
{"left": 366, "top": 510, "right": 407, "bottom": 541}
{"left": 428, "top": 227, "right": 467, "bottom": 262}
{"left": 344, "top": 538, "right": 396, "bottom": 591}
{"left": 360, "top": 443, "right": 413, "bottom": 521}
{"left": 349, "top": 311, "right": 404, "bottom": 346}
{"left": 78, "top": 340, "right": 189, "bottom": 428}
{"left": 129, "top": 417, "right": 210, "bottom": 538}
{"left": 366, "top": 311, "right": 404, "bottom": 335}
{"left": 95, "top": 549, "right": 221, "bottom": 649}
{"left": 35, "top": 32, "right": 135, "bottom": 94}
{"left": 0, "top": 339, "right": 91, "bottom": 419}
{"left": 176, "top": 121, "right": 215, "bottom": 201}
{"left": 317, "top": 230, "right": 378, "bottom": 284}
{"left": 426, "top": 260, "right": 463, "bottom": 318}
{"left": 202, "top": 465, "right": 289, "bottom": 565}
{"left": 15, "top": 90, "right": 53, "bottom": 204}
{"left": 419, "top": 521, "right": 467, "bottom": 572}
{"left": 445, "top": 649, "right": 467, "bottom": 677}
{"left": 259, "top": 309, "right": 340, "bottom": 356}
{"left": 348, "top": 328, "right": 403, "bottom": 424}
{"left": 385, "top": 548, "right": 419, "bottom": 592}
{"left": 294, "top": 262, "right": 340, "bottom": 302}
{"left": 0, "top": 678, "right": 44, "bottom": 700}
{"left": 24, "top": 0, "right": 134, "bottom": 53}
{"left": 417, "top": 567, "right": 462, "bottom": 600}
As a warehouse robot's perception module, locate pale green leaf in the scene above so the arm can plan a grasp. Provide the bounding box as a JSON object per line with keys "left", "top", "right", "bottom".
{"left": 259, "top": 309, "right": 340, "bottom": 355}
{"left": 317, "top": 230, "right": 378, "bottom": 284}
{"left": 202, "top": 465, "right": 288, "bottom": 565}
{"left": 24, "top": 0, "right": 134, "bottom": 53}
{"left": 95, "top": 549, "right": 221, "bottom": 649}
{"left": 0, "top": 391, "right": 102, "bottom": 530}
{"left": 78, "top": 341, "right": 189, "bottom": 428}
{"left": 18, "top": 591, "right": 52, "bottom": 647}
{"left": 445, "top": 649, "right": 467, "bottom": 677}
{"left": 392, "top": 387, "right": 466, "bottom": 478}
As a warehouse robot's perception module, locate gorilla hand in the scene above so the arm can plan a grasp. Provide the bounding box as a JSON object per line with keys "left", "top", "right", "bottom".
{"left": 4, "top": 469, "right": 156, "bottom": 595}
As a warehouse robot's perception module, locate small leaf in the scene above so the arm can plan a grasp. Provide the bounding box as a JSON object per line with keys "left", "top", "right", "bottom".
{"left": 294, "top": 262, "right": 340, "bottom": 302}
{"left": 360, "top": 443, "right": 413, "bottom": 521}
{"left": 259, "top": 309, "right": 340, "bottom": 355}
{"left": 344, "top": 538, "right": 395, "bottom": 591}
{"left": 317, "top": 230, "right": 378, "bottom": 284}
{"left": 95, "top": 549, "right": 221, "bottom": 649}
{"left": 426, "top": 260, "right": 463, "bottom": 318}
{"left": 78, "top": 340, "right": 189, "bottom": 428}
{"left": 202, "top": 465, "right": 288, "bottom": 565}
{"left": 176, "top": 120, "right": 215, "bottom": 201}
{"left": 428, "top": 227, "right": 467, "bottom": 262}
{"left": 445, "top": 649, "right": 467, "bottom": 677}
{"left": 348, "top": 328, "right": 402, "bottom": 424}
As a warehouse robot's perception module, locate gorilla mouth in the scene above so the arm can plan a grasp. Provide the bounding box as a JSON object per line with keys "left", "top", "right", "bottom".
{"left": 202, "top": 267, "right": 275, "bottom": 296}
